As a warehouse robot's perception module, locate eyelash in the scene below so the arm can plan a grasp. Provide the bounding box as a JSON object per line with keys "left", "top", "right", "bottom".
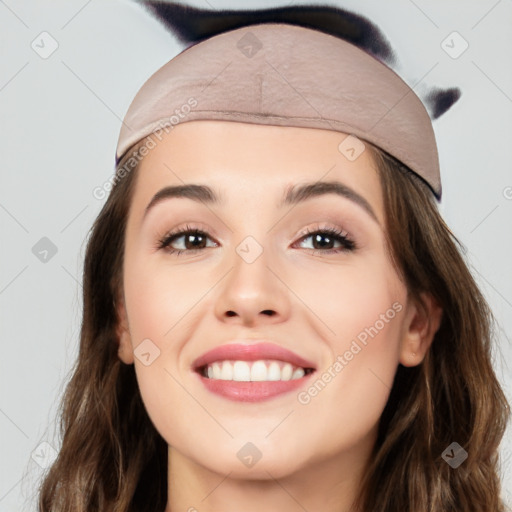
{"left": 157, "top": 223, "right": 356, "bottom": 257}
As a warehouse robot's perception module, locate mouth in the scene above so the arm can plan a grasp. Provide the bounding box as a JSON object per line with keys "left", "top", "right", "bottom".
{"left": 192, "top": 342, "right": 316, "bottom": 402}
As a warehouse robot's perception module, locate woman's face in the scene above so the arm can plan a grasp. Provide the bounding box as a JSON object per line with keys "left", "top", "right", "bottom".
{"left": 117, "top": 120, "right": 429, "bottom": 480}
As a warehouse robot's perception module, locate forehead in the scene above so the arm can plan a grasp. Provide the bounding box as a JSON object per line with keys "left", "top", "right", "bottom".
{"left": 131, "top": 120, "right": 384, "bottom": 222}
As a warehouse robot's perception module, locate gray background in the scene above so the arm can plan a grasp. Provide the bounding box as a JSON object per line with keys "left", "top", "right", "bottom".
{"left": 1, "top": 0, "right": 511, "bottom": 510}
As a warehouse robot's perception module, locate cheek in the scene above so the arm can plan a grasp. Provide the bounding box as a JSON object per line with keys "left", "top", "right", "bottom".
{"left": 296, "top": 315, "right": 402, "bottom": 462}
{"left": 291, "top": 248, "right": 405, "bottom": 356}
{"left": 123, "top": 252, "right": 209, "bottom": 347}
{"left": 289, "top": 254, "right": 406, "bottom": 447}
{"left": 122, "top": 256, "right": 208, "bottom": 444}
{"left": 121, "top": 252, "right": 205, "bottom": 415}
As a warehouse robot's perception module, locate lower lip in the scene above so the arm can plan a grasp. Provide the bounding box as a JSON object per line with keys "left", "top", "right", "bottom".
{"left": 196, "top": 373, "right": 314, "bottom": 402}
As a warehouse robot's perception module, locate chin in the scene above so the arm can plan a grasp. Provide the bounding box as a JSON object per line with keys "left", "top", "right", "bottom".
{"left": 203, "top": 452, "right": 307, "bottom": 481}
{"left": 174, "top": 434, "right": 310, "bottom": 480}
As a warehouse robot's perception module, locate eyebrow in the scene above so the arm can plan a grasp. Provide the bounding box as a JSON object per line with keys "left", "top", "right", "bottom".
{"left": 144, "top": 180, "right": 378, "bottom": 223}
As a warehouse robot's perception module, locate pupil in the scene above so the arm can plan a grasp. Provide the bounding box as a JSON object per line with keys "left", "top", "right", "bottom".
{"left": 314, "top": 233, "right": 332, "bottom": 249}
{"left": 186, "top": 234, "right": 205, "bottom": 249}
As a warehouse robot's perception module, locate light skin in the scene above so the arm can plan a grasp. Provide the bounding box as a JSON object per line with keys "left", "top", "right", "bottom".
{"left": 116, "top": 120, "right": 442, "bottom": 512}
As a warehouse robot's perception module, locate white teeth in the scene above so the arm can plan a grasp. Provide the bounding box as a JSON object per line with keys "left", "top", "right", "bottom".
{"left": 220, "top": 361, "right": 233, "bottom": 380}
{"left": 212, "top": 362, "right": 222, "bottom": 379}
{"left": 267, "top": 361, "right": 281, "bottom": 381}
{"left": 250, "top": 361, "right": 267, "bottom": 381}
{"left": 281, "top": 363, "right": 293, "bottom": 381}
{"left": 233, "top": 361, "right": 251, "bottom": 381}
{"left": 203, "top": 359, "right": 310, "bottom": 381}
{"left": 292, "top": 367, "right": 305, "bottom": 379}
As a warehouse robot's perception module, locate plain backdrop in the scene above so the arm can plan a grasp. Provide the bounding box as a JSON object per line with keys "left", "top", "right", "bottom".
{"left": 1, "top": 0, "right": 511, "bottom": 510}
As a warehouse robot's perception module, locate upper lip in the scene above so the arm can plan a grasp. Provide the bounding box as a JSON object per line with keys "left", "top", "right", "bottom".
{"left": 192, "top": 341, "right": 317, "bottom": 371}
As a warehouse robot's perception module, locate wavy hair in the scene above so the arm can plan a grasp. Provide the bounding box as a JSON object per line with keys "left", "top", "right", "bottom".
{"left": 37, "top": 138, "right": 510, "bottom": 511}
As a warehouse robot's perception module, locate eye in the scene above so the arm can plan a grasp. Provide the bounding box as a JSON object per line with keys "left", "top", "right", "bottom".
{"left": 157, "top": 224, "right": 217, "bottom": 256}
{"left": 157, "top": 223, "right": 356, "bottom": 256}
{"left": 294, "top": 225, "right": 356, "bottom": 254}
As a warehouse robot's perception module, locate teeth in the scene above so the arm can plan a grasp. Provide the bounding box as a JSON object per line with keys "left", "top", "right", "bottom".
{"left": 212, "top": 362, "right": 221, "bottom": 379}
{"left": 233, "top": 361, "right": 251, "bottom": 381}
{"left": 292, "top": 367, "right": 305, "bottom": 379}
{"left": 250, "top": 361, "right": 267, "bottom": 381}
{"left": 220, "top": 361, "right": 233, "bottom": 380}
{"left": 281, "top": 363, "right": 293, "bottom": 380}
{"left": 267, "top": 361, "right": 281, "bottom": 381}
{"left": 203, "top": 360, "right": 309, "bottom": 381}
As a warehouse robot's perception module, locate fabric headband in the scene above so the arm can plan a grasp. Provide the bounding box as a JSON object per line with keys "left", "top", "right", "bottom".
{"left": 116, "top": 22, "right": 441, "bottom": 198}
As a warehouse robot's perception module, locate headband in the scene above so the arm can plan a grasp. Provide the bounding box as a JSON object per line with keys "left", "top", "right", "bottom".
{"left": 116, "top": 22, "right": 442, "bottom": 198}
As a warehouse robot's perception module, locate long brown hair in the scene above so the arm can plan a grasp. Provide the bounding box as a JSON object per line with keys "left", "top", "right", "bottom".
{"left": 37, "top": 137, "right": 510, "bottom": 511}
{"left": 355, "top": 146, "right": 510, "bottom": 511}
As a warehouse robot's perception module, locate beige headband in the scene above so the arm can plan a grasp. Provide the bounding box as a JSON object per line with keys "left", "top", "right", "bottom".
{"left": 116, "top": 22, "right": 441, "bottom": 197}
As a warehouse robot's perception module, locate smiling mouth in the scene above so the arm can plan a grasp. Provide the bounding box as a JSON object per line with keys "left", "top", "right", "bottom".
{"left": 197, "top": 359, "right": 315, "bottom": 382}
{"left": 192, "top": 341, "right": 317, "bottom": 401}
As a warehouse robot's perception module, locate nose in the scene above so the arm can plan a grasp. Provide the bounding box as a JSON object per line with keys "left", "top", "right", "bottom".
{"left": 214, "top": 244, "right": 291, "bottom": 327}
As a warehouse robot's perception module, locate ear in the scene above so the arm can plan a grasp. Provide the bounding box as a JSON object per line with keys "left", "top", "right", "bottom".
{"left": 399, "top": 292, "right": 442, "bottom": 367}
{"left": 115, "top": 296, "right": 134, "bottom": 365}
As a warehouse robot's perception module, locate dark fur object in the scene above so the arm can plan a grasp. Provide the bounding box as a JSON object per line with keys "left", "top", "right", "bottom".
{"left": 140, "top": 2, "right": 396, "bottom": 64}
{"left": 137, "top": 1, "right": 461, "bottom": 118}
{"left": 426, "top": 87, "right": 462, "bottom": 119}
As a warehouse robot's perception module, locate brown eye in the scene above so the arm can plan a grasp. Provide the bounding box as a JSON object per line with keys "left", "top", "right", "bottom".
{"left": 180, "top": 232, "right": 207, "bottom": 250}
{"left": 158, "top": 227, "right": 217, "bottom": 256}
{"left": 311, "top": 232, "right": 336, "bottom": 250}
{"left": 295, "top": 227, "right": 356, "bottom": 253}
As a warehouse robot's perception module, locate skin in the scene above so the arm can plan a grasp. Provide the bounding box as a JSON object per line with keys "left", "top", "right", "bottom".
{"left": 116, "top": 120, "right": 442, "bottom": 512}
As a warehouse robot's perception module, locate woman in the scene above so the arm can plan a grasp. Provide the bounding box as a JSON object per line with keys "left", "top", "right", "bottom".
{"left": 37, "top": 4, "right": 510, "bottom": 511}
